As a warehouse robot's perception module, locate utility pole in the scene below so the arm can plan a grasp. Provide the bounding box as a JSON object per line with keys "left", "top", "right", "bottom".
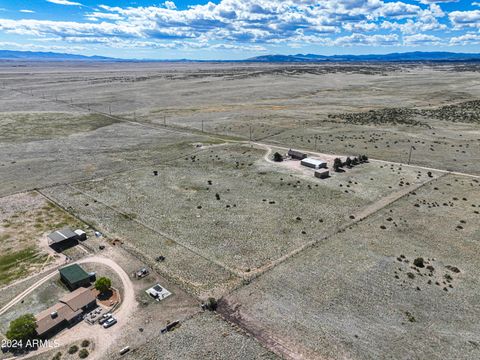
{"left": 408, "top": 146, "right": 414, "bottom": 165}
{"left": 109, "top": 105, "right": 111, "bottom": 115}
{"left": 133, "top": 111, "right": 136, "bottom": 121}
{"left": 164, "top": 115, "right": 166, "bottom": 127}
{"left": 201, "top": 119, "right": 204, "bottom": 133}
{"left": 315, "top": 137, "right": 317, "bottom": 151}
{"left": 249, "top": 124, "right": 252, "bottom": 142}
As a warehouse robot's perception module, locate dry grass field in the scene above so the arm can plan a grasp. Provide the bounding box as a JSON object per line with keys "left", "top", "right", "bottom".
{"left": 0, "top": 192, "right": 85, "bottom": 286}
{"left": 1, "top": 61, "right": 480, "bottom": 359}
{"left": 222, "top": 174, "right": 480, "bottom": 359}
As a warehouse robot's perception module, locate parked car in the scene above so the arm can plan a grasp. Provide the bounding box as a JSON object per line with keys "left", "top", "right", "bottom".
{"left": 103, "top": 317, "right": 117, "bottom": 328}
{"left": 99, "top": 313, "right": 112, "bottom": 325}
{"left": 136, "top": 267, "right": 149, "bottom": 278}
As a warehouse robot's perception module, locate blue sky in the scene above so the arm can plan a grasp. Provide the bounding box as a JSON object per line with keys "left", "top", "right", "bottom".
{"left": 0, "top": 0, "right": 479, "bottom": 59}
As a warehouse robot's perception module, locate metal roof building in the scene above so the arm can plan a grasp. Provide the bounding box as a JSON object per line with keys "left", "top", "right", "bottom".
{"left": 288, "top": 149, "right": 308, "bottom": 160}
{"left": 47, "top": 227, "right": 79, "bottom": 249}
{"left": 301, "top": 158, "right": 327, "bottom": 169}
{"left": 59, "top": 264, "right": 91, "bottom": 291}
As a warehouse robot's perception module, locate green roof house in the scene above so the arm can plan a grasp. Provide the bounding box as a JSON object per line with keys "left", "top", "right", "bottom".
{"left": 59, "top": 264, "right": 91, "bottom": 291}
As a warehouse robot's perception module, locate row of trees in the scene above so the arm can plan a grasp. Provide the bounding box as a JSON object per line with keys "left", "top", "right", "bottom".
{"left": 333, "top": 155, "right": 368, "bottom": 172}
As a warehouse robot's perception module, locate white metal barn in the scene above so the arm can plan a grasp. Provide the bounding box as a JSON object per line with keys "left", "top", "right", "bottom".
{"left": 301, "top": 158, "right": 327, "bottom": 169}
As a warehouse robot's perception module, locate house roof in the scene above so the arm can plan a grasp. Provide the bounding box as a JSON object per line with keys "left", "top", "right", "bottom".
{"left": 48, "top": 227, "right": 78, "bottom": 244}
{"left": 35, "top": 287, "right": 96, "bottom": 336}
{"left": 59, "top": 264, "right": 90, "bottom": 284}
{"left": 60, "top": 287, "right": 96, "bottom": 311}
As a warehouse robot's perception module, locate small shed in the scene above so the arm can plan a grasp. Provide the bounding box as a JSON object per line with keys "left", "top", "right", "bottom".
{"left": 288, "top": 149, "right": 308, "bottom": 160}
{"left": 301, "top": 158, "right": 327, "bottom": 169}
{"left": 59, "top": 264, "right": 91, "bottom": 291}
{"left": 315, "top": 169, "right": 330, "bottom": 179}
{"left": 146, "top": 284, "right": 172, "bottom": 301}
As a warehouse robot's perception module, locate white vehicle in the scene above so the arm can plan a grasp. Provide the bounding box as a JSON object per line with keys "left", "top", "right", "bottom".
{"left": 98, "top": 313, "right": 112, "bottom": 325}
{"left": 103, "top": 317, "right": 117, "bottom": 328}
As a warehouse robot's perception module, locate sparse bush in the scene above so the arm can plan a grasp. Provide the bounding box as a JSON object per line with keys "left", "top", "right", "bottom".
{"left": 204, "top": 297, "right": 218, "bottom": 311}
{"left": 413, "top": 258, "right": 425, "bottom": 268}
{"left": 81, "top": 340, "right": 90, "bottom": 348}
{"left": 52, "top": 352, "right": 62, "bottom": 360}
{"left": 272, "top": 152, "right": 283, "bottom": 162}
{"left": 68, "top": 345, "right": 79, "bottom": 354}
{"left": 405, "top": 311, "right": 416, "bottom": 323}
{"left": 78, "top": 349, "right": 89, "bottom": 359}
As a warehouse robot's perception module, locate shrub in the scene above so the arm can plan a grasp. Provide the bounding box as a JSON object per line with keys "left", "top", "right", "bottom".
{"left": 52, "top": 352, "right": 62, "bottom": 360}
{"left": 81, "top": 340, "right": 90, "bottom": 348}
{"left": 272, "top": 152, "right": 283, "bottom": 162}
{"left": 413, "top": 258, "right": 425, "bottom": 268}
{"left": 68, "top": 345, "right": 79, "bottom": 354}
{"left": 204, "top": 297, "right": 218, "bottom": 311}
{"left": 78, "top": 349, "right": 89, "bottom": 359}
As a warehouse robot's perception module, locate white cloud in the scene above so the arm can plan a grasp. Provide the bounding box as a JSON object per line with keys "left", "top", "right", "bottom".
{"left": 164, "top": 1, "right": 176, "bottom": 10}
{"left": 403, "top": 33, "right": 441, "bottom": 45}
{"left": 46, "top": 0, "right": 82, "bottom": 6}
{"left": 0, "top": 0, "right": 470, "bottom": 52}
{"left": 449, "top": 10, "right": 480, "bottom": 29}
{"left": 450, "top": 32, "right": 480, "bottom": 45}
{"left": 20, "top": 10, "right": 35, "bottom": 14}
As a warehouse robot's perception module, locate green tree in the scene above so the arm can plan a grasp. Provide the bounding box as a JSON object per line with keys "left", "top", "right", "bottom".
{"left": 94, "top": 277, "right": 112, "bottom": 294}
{"left": 333, "top": 158, "right": 343, "bottom": 172}
{"left": 6, "top": 314, "right": 37, "bottom": 342}
{"left": 345, "top": 157, "right": 352, "bottom": 167}
{"left": 272, "top": 152, "right": 283, "bottom": 162}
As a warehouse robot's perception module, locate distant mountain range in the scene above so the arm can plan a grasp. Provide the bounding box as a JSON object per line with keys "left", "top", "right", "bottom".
{"left": 2, "top": 50, "right": 480, "bottom": 62}
{"left": 245, "top": 52, "right": 480, "bottom": 62}
{"left": 0, "top": 50, "right": 114, "bottom": 61}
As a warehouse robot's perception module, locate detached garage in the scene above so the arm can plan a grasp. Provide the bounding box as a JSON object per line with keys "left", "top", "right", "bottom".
{"left": 59, "top": 264, "right": 91, "bottom": 291}
{"left": 48, "top": 227, "right": 86, "bottom": 251}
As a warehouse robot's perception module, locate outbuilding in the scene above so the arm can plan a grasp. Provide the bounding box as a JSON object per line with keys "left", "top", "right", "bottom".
{"left": 59, "top": 264, "right": 91, "bottom": 291}
{"left": 288, "top": 149, "right": 308, "bottom": 160}
{"left": 301, "top": 158, "right": 327, "bottom": 169}
{"left": 315, "top": 169, "right": 330, "bottom": 179}
{"left": 48, "top": 227, "right": 80, "bottom": 250}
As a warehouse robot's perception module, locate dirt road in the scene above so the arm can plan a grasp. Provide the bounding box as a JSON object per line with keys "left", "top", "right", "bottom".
{"left": 3, "top": 255, "right": 136, "bottom": 360}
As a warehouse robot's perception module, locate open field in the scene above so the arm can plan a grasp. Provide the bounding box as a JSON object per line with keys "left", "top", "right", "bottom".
{"left": 1, "top": 61, "right": 480, "bottom": 359}
{"left": 43, "top": 144, "right": 441, "bottom": 279}
{"left": 0, "top": 192, "right": 85, "bottom": 287}
{"left": 0, "top": 113, "right": 219, "bottom": 197}
{"left": 114, "top": 312, "right": 277, "bottom": 360}
{"left": 222, "top": 174, "right": 480, "bottom": 359}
